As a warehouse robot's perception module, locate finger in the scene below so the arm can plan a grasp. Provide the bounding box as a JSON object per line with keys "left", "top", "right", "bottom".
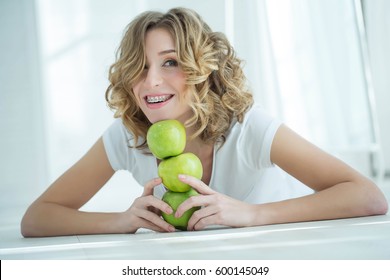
{"left": 192, "top": 214, "right": 218, "bottom": 231}
{"left": 135, "top": 195, "right": 173, "bottom": 215}
{"left": 178, "top": 174, "right": 215, "bottom": 195}
{"left": 134, "top": 208, "right": 175, "bottom": 232}
{"left": 187, "top": 206, "right": 219, "bottom": 231}
{"left": 142, "top": 177, "right": 162, "bottom": 196}
{"left": 148, "top": 206, "right": 161, "bottom": 215}
{"left": 174, "top": 194, "right": 213, "bottom": 218}
{"left": 137, "top": 217, "right": 174, "bottom": 233}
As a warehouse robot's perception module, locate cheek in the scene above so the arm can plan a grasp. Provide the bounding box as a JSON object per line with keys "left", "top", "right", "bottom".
{"left": 171, "top": 72, "right": 188, "bottom": 96}
{"left": 132, "top": 84, "right": 142, "bottom": 104}
{"left": 179, "top": 87, "right": 195, "bottom": 106}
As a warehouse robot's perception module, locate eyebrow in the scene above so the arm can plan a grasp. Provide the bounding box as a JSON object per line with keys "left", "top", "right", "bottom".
{"left": 158, "top": 49, "right": 176, "bottom": 55}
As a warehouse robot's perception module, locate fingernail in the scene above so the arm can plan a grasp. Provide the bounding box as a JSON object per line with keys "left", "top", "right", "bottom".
{"left": 178, "top": 174, "right": 186, "bottom": 180}
{"left": 166, "top": 207, "right": 173, "bottom": 214}
{"left": 169, "top": 226, "right": 176, "bottom": 232}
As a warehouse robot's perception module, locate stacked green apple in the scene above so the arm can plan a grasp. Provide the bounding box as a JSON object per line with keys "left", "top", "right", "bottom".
{"left": 147, "top": 120, "right": 203, "bottom": 230}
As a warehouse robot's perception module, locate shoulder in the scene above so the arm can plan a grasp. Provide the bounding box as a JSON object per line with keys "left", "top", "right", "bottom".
{"left": 102, "top": 118, "right": 143, "bottom": 171}
{"left": 220, "top": 104, "right": 282, "bottom": 169}
{"left": 227, "top": 104, "right": 281, "bottom": 139}
{"left": 103, "top": 118, "right": 144, "bottom": 147}
{"left": 245, "top": 104, "right": 278, "bottom": 125}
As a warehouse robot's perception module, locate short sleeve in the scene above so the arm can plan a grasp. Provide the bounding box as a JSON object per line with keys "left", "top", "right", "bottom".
{"left": 237, "top": 106, "right": 282, "bottom": 169}
{"left": 211, "top": 105, "right": 283, "bottom": 199}
{"left": 102, "top": 119, "right": 133, "bottom": 171}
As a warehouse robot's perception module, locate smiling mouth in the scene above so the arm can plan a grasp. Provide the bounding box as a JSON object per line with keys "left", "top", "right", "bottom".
{"left": 145, "top": 94, "right": 173, "bottom": 104}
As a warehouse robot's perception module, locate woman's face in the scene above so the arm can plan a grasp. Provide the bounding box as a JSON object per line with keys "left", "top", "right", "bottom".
{"left": 132, "top": 28, "right": 193, "bottom": 124}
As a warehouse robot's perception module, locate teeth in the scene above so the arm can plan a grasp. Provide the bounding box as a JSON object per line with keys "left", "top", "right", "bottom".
{"left": 147, "top": 95, "right": 170, "bottom": 103}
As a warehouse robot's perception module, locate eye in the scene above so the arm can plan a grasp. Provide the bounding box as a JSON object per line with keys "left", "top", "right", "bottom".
{"left": 162, "top": 59, "right": 178, "bottom": 67}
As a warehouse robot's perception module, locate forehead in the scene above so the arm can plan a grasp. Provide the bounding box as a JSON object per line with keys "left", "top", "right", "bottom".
{"left": 145, "top": 28, "right": 175, "bottom": 52}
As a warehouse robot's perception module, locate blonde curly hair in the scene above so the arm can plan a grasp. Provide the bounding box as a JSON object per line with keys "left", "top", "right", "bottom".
{"left": 105, "top": 7, "right": 253, "bottom": 148}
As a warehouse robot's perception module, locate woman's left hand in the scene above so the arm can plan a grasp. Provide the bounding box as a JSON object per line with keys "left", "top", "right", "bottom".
{"left": 175, "top": 174, "right": 257, "bottom": 231}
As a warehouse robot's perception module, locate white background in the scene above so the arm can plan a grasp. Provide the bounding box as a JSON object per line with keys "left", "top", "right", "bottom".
{"left": 1, "top": 0, "right": 389, "bottom": 217}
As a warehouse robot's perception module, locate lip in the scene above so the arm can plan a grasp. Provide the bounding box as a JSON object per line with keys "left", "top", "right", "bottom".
{"left": 144, "top": 94, "right": 174, "bottom": 109}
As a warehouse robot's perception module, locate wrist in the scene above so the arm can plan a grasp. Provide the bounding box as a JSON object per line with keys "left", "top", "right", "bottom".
{"left": 95, "top": 212, "right": 133, "bottom": 234}
{"left": 252, "top": 203, "right": 273, "bottom": 226}
{"left": 114, "top": 211, "right": 137, "bottom": 234}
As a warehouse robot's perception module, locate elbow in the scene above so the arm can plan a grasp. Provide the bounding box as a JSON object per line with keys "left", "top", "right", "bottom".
{"left": 20, "top": 212, "right": 34, "bottom": 238}
{"left": 363, "top": 182, "right": 388, "bottom": 216}
{"left": 371, "top": 195, "right": 388, "bottom": 216}
{"left": 21, "top": 226, "right": 33, "bottom": 238}
{"left": 20, "top": 206, "right": 41, "bottom": 238}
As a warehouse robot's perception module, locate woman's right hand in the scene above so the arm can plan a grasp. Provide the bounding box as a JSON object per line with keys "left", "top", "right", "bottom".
{"left": 121, "top": 177, "right": 175, "bottom": 233}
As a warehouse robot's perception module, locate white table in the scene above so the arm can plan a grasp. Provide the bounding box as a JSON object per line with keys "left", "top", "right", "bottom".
{"left": 1, "top": 215, "right": 389, "bottom": 259}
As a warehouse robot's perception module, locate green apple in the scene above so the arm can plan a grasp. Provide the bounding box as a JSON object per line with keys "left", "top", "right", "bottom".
{"left": 158, "top": 153, "right": 203, "bottom": 192}
{"left": 162, "top": 188, "right": 201, "bottom": 230}
{"left": 146, "top": 119, "right": 186, "bottom": 159}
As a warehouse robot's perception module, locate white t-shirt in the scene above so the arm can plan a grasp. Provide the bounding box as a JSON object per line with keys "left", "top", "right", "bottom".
{"left": 102, "top": 104, "right": 311, "bottom": 204}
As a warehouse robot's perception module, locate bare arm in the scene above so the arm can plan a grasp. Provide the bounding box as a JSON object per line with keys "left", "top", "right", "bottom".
{"left": 175, "top": 125, "right": 388, "bottom": 230}
{"left": 254, "top": 124, "right": 388, "bottom": 225}
{"left": 21, "top": 137, "right": 174, "bottom": 237}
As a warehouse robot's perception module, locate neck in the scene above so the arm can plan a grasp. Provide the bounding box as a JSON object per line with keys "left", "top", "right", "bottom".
{"left": 184, "top": 135, "right": 214, "bottom": 185}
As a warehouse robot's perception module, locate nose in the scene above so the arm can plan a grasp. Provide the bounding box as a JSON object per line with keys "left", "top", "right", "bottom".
{"left": 143, "top": 65, "right": 163, "bottom": 89}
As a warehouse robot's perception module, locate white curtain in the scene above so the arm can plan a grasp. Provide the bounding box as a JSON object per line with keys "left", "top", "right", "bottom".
{"left": 32, "top": 0, "right": 381, "bottom": 209}
{"left": 231, "top": 0, "right": 380, "bottom": 179}
{"left": 362, "top": 0, "right": 390, "bottom": 177}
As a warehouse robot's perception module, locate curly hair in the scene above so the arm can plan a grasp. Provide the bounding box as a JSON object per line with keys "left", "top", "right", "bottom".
{"left": 105, "top": 7, "right": 253, "bottom": 148}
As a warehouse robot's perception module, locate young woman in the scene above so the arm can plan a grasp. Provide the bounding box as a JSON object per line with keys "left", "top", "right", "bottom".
{"left": 21, "top": 7, "right": 388, "bottom": 236}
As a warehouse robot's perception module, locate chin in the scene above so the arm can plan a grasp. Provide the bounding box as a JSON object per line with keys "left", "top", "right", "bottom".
{"left": 146, "top": 113, "right": 173, "bottom": 124}
{"left": 143, "top": 108, "right": 192, "bottom": 124}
